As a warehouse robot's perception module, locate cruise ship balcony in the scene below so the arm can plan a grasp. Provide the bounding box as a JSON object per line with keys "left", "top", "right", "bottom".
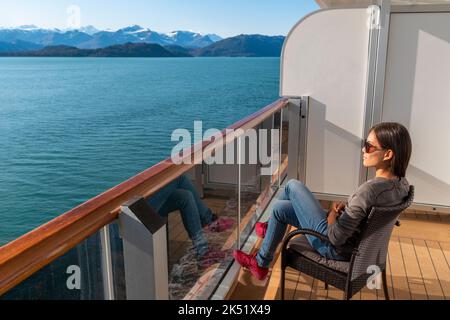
{"left": 1, "top": 0, "right": 449, "bottom": 300}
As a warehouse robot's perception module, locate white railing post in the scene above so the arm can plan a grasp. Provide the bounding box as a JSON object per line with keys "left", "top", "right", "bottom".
{"left": 119, "top": 197, "right": 168, "bottom": 300}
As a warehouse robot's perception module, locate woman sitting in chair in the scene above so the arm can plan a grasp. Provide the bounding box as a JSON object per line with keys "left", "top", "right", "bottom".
{"left": 233, "top": 122, "right": 412, "bottom": 280}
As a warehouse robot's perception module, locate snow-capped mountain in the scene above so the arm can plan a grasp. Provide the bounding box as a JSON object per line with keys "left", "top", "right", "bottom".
{"left": 205, "top": 34, "right": 223, "bottom": 42}
{"left": 77, "top": 25, "right": 100, "bottom": 36}
{"left": 0, "top": 25, "right": 222, "bottom": 50}
{"left": 118, "top": 25, "right": 149, "bottom": 34}
{"left": 167, "top": 30, "right": 220, "bottom": 48}
{"left": 14, "top": 25, "right": 41, "bottom": 31}
{"left": 1, "top": 25, "right": 63, "bottom": 33}
{"left": 0, "top": 27, "right": 60, "bottom": 46}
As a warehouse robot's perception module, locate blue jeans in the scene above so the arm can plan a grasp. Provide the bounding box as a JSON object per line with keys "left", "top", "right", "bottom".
{"left": 147, "top": 175, "right": 214, "bottom": 256}
{"left": 256, "top": 179, "right": 345, "bottom": 268}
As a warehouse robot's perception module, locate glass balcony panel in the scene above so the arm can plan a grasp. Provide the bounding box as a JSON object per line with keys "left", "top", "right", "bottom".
{"left": 2, "top": 230, "right": 105, "bottom": 300}
{"left": 238, "top": 120, "right": 277, "bottom": 247}
{"left": 161, "top": 161, "right": 238, "bottom": 300}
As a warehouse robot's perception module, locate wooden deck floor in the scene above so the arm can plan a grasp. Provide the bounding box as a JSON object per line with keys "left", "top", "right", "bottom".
{"left": 229, "top": 207, "right": 450, "bottom": 300}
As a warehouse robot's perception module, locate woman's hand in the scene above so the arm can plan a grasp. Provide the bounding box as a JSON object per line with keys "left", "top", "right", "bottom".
{"left": 328, "top": 202, "right": 345, "bottom": 226}
{"left": 332, "top": 201, "right": 346, "bottom": 213}
{"left": 327, "top": 210, "right": 341, "bottom": 226}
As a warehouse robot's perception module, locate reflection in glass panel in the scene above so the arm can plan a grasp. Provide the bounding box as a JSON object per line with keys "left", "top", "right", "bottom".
{"left": 198, "top": 161, "right": 239, "bottom": 298}
{"left": 161, "top": 155, "right": 239, "bottom": 299}
{"left": 2, "top": 231, "right": 104, "bottom": 300}
{"left": 256, "top": 117, "right": 277, "bottom": 217}
{"left": 238, "top": 121, "right": 275, "bottom": 247}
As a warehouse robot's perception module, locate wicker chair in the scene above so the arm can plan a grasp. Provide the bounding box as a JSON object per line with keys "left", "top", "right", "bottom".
{"left": 280, "top": 186, "right": 414, "bottom": 300}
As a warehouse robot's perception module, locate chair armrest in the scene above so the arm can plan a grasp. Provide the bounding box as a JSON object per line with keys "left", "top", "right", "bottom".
{"left": 281, "top": 228, "right": 331, "bottom": 253}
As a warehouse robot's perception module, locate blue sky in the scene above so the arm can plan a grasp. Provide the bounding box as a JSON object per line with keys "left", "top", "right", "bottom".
{"left": 0, "top": 0, "right": 319, "bottom": 37}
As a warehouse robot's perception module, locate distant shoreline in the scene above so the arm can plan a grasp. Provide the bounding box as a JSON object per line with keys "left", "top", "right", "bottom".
{"left": 0, "top": 35, "right": 285, "bottom": 58}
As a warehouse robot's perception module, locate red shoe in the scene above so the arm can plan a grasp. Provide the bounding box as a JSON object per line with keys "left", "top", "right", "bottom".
{"left": 255, "top": 222, "right": 268, "bottom": 238}
{"left": 205, "top": 217, "right": 235, "bottom": 233}
{"left": 233, "top": 250, "right": 269, "bottom": 280}
{"left": 198, "top": 248, "right": 229, "bottom": 269}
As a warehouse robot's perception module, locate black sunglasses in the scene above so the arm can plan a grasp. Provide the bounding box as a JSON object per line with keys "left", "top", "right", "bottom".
{"left": 364, "top": 140, "right": 384, "bottom": 154}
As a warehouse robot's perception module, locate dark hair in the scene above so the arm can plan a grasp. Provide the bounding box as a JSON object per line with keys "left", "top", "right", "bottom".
{"left": 370, "top": 122, "right": 412, "bottom": 178}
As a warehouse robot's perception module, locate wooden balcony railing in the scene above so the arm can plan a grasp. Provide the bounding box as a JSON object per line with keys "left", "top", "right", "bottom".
{"left": 0, "top": 97, "right": 289, "bottom": 296}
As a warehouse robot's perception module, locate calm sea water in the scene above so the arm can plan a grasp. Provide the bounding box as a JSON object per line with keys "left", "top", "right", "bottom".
{"left": 0, "top": 57, "right": 280, "bottom": 245}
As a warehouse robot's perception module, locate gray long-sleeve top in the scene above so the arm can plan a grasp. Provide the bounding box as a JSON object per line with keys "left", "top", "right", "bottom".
{"left": 328, "top": 177, "right": 410, "bottom": 256}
